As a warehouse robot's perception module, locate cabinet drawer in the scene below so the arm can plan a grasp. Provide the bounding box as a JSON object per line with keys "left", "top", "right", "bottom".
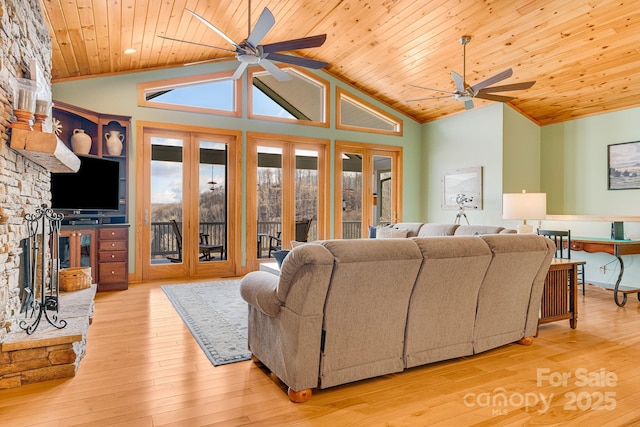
{"left": 98, "top": 262, "right": 127, "bottom": 284}
{"left": 99, "top": 250, "right": 127, "bottom": 262}
{"left": 99, "top": 240, "right": 127, "bottom": 251}
{"left": 99, "top": 228, "right": 128, "bottom": 240}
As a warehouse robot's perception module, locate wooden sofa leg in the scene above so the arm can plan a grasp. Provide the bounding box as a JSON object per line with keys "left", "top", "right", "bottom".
{"left": 288, "top": 387, "right": 312, "bottom": 403}
{"left": 517, "top": 336, "right": 534, "bottom": 346}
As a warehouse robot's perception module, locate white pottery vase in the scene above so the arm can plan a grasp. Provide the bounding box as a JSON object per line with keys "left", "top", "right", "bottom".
{"left": 70, "top": 129, "right": 92, "bottom": 154}
{"left": 105, "top": 130, "right": 124, "bottom": 156}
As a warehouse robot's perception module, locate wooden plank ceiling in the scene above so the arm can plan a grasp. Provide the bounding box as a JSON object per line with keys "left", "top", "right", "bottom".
{"left": 40, "top": 0, "right": 640, "bottom": 125}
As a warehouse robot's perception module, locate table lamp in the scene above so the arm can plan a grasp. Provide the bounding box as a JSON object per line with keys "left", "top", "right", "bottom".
{"left": 502, "top": 190, "right": 547, "bottom": 234}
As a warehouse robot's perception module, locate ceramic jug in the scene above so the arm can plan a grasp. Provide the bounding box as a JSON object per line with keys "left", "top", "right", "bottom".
{"left": 70, "top": 129, "right": 92, "bottom": 154}
{"left": 105, "top": 130, "right": 124, "bottom": 156}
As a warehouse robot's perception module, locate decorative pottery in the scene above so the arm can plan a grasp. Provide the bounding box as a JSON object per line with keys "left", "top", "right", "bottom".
{"left": 70, "top": 128, "right": 92, "bottom": 154}
{"left": 105, "top": 130, "right": 124, "bottom": 156}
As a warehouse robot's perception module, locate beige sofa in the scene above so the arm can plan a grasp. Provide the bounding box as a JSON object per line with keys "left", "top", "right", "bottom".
{"left": 240, "top": 234, "right": 554, "bottom": 402}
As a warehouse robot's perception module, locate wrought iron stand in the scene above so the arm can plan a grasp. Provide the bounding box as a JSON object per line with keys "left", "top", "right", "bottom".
{"left": 19, "top": 204, "right": 67, "bottom": 335}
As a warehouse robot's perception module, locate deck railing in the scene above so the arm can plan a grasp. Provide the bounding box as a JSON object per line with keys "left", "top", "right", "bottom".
{"left": 150, "top": 221, "right": 362, "bottom": 259}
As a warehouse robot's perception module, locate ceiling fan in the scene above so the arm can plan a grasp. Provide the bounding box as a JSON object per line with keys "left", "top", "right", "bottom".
{"left": 406, "top": 36, "right": 535, "bottom": 109}
{"left": 159, "top": 2, "right": 328, "bottom": 82}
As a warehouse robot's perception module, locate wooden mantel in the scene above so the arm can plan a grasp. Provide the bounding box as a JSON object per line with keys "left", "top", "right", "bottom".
{"left": 9, "top": 128, "right": 80, "bottom": 173}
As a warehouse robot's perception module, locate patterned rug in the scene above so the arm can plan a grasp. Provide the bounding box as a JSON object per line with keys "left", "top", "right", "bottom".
{"left": 161, "top": 280, "right": 251, "bottom": 366}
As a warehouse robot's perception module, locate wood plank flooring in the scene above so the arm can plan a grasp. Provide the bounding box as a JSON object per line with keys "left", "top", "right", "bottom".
{"left": 1, "top": 280, "right": 640, "bottom": 426}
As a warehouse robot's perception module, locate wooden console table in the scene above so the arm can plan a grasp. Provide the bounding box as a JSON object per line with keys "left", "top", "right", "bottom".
{"left": 569, "top": 238, "right": 640, "bottom": 307}
{"left": 540, "top": 258, "right": 585, "bottom": 329}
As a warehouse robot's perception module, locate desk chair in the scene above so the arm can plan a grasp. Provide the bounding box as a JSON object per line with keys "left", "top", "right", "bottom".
{"left": 538, "top": 229, "right": 586, "bottom": 295}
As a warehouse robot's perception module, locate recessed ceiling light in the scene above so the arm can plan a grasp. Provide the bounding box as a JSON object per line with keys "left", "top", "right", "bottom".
{"left": 124, "top": 48, "right": 137, "bottom": 55}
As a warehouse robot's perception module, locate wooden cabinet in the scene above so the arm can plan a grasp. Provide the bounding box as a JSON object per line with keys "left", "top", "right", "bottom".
{"left": 97, "top": 227, "right": 129, "bottom": 291}
{"left": 59, "top": 228, "right": 97, "bottom": 283}
{"left": 52, "top": 101, "right": 130, "bottom": 224}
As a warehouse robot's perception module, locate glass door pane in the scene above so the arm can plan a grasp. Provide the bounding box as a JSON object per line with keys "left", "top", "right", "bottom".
{"left": 198, "top": 141, "right": 227, "bottom": 263}
{"left": 341, "top": 153, "right": 363, "bottom": 239}
{"left": 257, "top": 146, "right": 282, "bottom": 258}
{"left": 295, "top": 148, "right": 318, "bottom": 241}
{"left": 373, "top": 155, "right": 393, "bottom": 227}
{"left": 150, "top": 136, "right": 184, "bottom": 264}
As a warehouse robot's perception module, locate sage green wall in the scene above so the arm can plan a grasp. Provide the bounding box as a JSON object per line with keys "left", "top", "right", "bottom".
{"left": 503, "top": 105, "right": 541, "bottom": 193}
{"left": 423, "top": 103, "right": 505, "bottom": 225}
{"left": 541, "top": 106, "right": 640, "bottom": 216}
{"left": 52, "top": 63, "right": 423, "bottom": 270}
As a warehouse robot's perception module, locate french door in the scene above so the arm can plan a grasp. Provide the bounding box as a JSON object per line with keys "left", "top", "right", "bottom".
{"left": 246, "top": 133, "right": 329, "bottom": 269}
{"left": 137, "top": 123, "right": 240, "bottom": 281}
{"left": 335, "top": 141, "right": 402, "bottom": 238}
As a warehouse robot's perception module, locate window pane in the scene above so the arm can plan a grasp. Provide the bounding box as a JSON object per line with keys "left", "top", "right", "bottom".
{"left": 257, "top": 146, "right": 282, "bottom": 257}
{"left": 198, "top": 141, "right": 228, "bottom": 262}
{"left": 295, "top": 148, "right": 318, "bottom": 241}
{"left": 342, "top": 154, "right": 362, "bottom": 239}
{"left": 150, "top": 137, "right": 184, "bottom": 264}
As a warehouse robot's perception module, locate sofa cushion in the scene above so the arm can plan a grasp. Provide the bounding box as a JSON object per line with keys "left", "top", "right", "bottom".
{"left": 390, "top": 222, "right": 424, "bottom": 237}
{"left": 417, "top": 223, "right": 460, "bottom": 237}
{"left": 455, "top": 225, "right": 505, "bottom": 235}
{"left": 377, "top": 227, "right": 409, "bottom": 238}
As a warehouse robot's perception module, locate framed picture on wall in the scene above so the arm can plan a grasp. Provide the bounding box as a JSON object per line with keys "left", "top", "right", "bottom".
{"left": 608, "top": 141, "right": 640, "bottom": 190}
{"left": 441, "top": 167, "right": 483, "bottom": 210}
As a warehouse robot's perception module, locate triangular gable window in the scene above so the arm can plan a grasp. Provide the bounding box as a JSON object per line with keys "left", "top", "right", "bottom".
{"left": 337, "top": 88, "right": 402, "bottom": 135}
{"left": 138, "top": 71, "right": 240, "bottom": 117}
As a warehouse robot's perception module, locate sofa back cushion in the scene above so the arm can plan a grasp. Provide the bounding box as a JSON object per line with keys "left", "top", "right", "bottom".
{"left": 319, "top": 239, "right": 422, "bottom": 388}
{"left": 473, "top": 234, "right": 555, "bottom": 353}
{"left": 454, "top": 225, "right": 505, "bottom": 235}
{"left": 390, "top": 222, "right": 424, "bottom": 237}
{"left": 405, "top": 237, "right": 492, "bottom": 368}
{"left": 417, "top": 223, "right": 460, "bottom": 237}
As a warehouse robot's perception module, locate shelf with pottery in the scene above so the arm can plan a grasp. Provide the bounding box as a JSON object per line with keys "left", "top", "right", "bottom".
{"left": 51, "top": 100, "right": 129, "bottom": 158}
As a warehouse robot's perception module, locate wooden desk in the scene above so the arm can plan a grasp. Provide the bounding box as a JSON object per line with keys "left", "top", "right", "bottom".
{"left": 540, "top": 258, "right": 585, "bottom": 329}
{"left": 569, "top": 238, "right": 640, "bottom": 307}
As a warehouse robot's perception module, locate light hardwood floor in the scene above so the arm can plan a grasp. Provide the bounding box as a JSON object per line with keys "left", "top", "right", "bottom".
{"left": 2, "top": 280, "right": 640, "bottom": 426}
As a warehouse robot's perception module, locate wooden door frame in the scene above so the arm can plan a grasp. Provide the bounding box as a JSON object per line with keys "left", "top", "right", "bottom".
{"left": 246, "top": 132, "right": 330, "bottom": 271}
{"left": 334, "top": 141, "right": 403, "bottom": 238}
{"left": 134, "top": 121, "right": 241, "bottom": 282}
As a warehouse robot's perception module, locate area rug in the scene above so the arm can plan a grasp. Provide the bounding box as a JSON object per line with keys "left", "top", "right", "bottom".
{"left": 161, "top": 280, "right": 251, "bottom": 366}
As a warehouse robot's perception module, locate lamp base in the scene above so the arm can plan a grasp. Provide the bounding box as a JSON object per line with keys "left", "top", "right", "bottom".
{"left": 517, "top": 223, "right": 534, "bottom": 234}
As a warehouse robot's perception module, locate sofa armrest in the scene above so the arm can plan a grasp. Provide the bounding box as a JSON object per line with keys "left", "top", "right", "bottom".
{"left": 240, "top": 271, "right": 282, "bottom": 317}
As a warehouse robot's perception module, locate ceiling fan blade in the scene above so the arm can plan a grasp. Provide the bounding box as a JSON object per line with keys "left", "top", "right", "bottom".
{"left": 157, "top": 35, "right": 237, "bottom": 53}
{"left": 231, "top": 62, "right": 249, "bottom": 80}
{"left": 469, "top": 68, "right": 513, "bottom": 93}
{"left": 247, "top": 7, "right": 275, "bottom": 47}
{"left": 475, "top": 93, "right": 516, "bottom": 103}
{"left": 404, "top": 95, "right": 452, "bottom": 102}
{"left": 477, "top": 81, "right": 536, "bottom": 93}
{"left": 262, "top": 34, "right": 327, "bottom": 53}
{"left": 186, "top": 9, "right": 239, "bottom": 48}
{"left": 265, "top": 52, "right": 328, "bottom": 69}
{"left": 259, "top": 59, "right": 292, "bottom": 81}
{"left": 407, "top": 83, "right": 457, "bottom": 95}
{"left": 463, "top": 99, "right": 475, "bottom": 110}
{"left": 451, "top": 71, "right": 465, "bottom": 92}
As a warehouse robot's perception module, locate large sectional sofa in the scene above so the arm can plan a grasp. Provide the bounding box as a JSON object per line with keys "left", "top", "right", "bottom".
{"left": 240, "top": 233, "right": 554, "bottom": 402}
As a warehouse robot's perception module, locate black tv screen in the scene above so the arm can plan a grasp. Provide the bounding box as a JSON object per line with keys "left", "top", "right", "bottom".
{"left": 51, "top": 155, "right": 120, "bottom": 211}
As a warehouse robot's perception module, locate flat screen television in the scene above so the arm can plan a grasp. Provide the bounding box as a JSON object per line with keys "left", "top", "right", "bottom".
{"left": 51, "top": 155, "right": 120, "bottom": 212}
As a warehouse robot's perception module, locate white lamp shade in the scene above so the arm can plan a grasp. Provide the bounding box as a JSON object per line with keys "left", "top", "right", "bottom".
{"left": 502, "top": 192, "right": 547, "bottom": 220}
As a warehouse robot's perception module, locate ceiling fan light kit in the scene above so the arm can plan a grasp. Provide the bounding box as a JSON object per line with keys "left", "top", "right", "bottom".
{"left": 407, "top": 35, "right": 535, "bottom": 110}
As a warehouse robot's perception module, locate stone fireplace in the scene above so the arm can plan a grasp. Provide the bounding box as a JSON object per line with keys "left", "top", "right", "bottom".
{"left": 0, "top": 0, "right": 96, "bottom": 389}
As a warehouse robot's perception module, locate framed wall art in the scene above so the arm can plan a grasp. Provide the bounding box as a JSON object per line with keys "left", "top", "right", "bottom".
{"left": 608, "top": 141, "right": 640, "bottom": 190}
{"left": 441, "top": 167, "right": 483, "bottom": 210}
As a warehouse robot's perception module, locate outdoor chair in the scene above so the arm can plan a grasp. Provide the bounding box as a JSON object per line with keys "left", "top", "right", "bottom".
{"left": 167, "top": 219, "right": 224, "bottom": 262}
{"left": 268, "top": 219, "right": 312, "bottom": 257}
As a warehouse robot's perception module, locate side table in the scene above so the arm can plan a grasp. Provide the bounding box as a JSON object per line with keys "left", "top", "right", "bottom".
{"left": 539, "top": 258, "right": 585, "bottom": 329}
{"left": 259, "top": 262, "right": 281, "bottom": 276}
